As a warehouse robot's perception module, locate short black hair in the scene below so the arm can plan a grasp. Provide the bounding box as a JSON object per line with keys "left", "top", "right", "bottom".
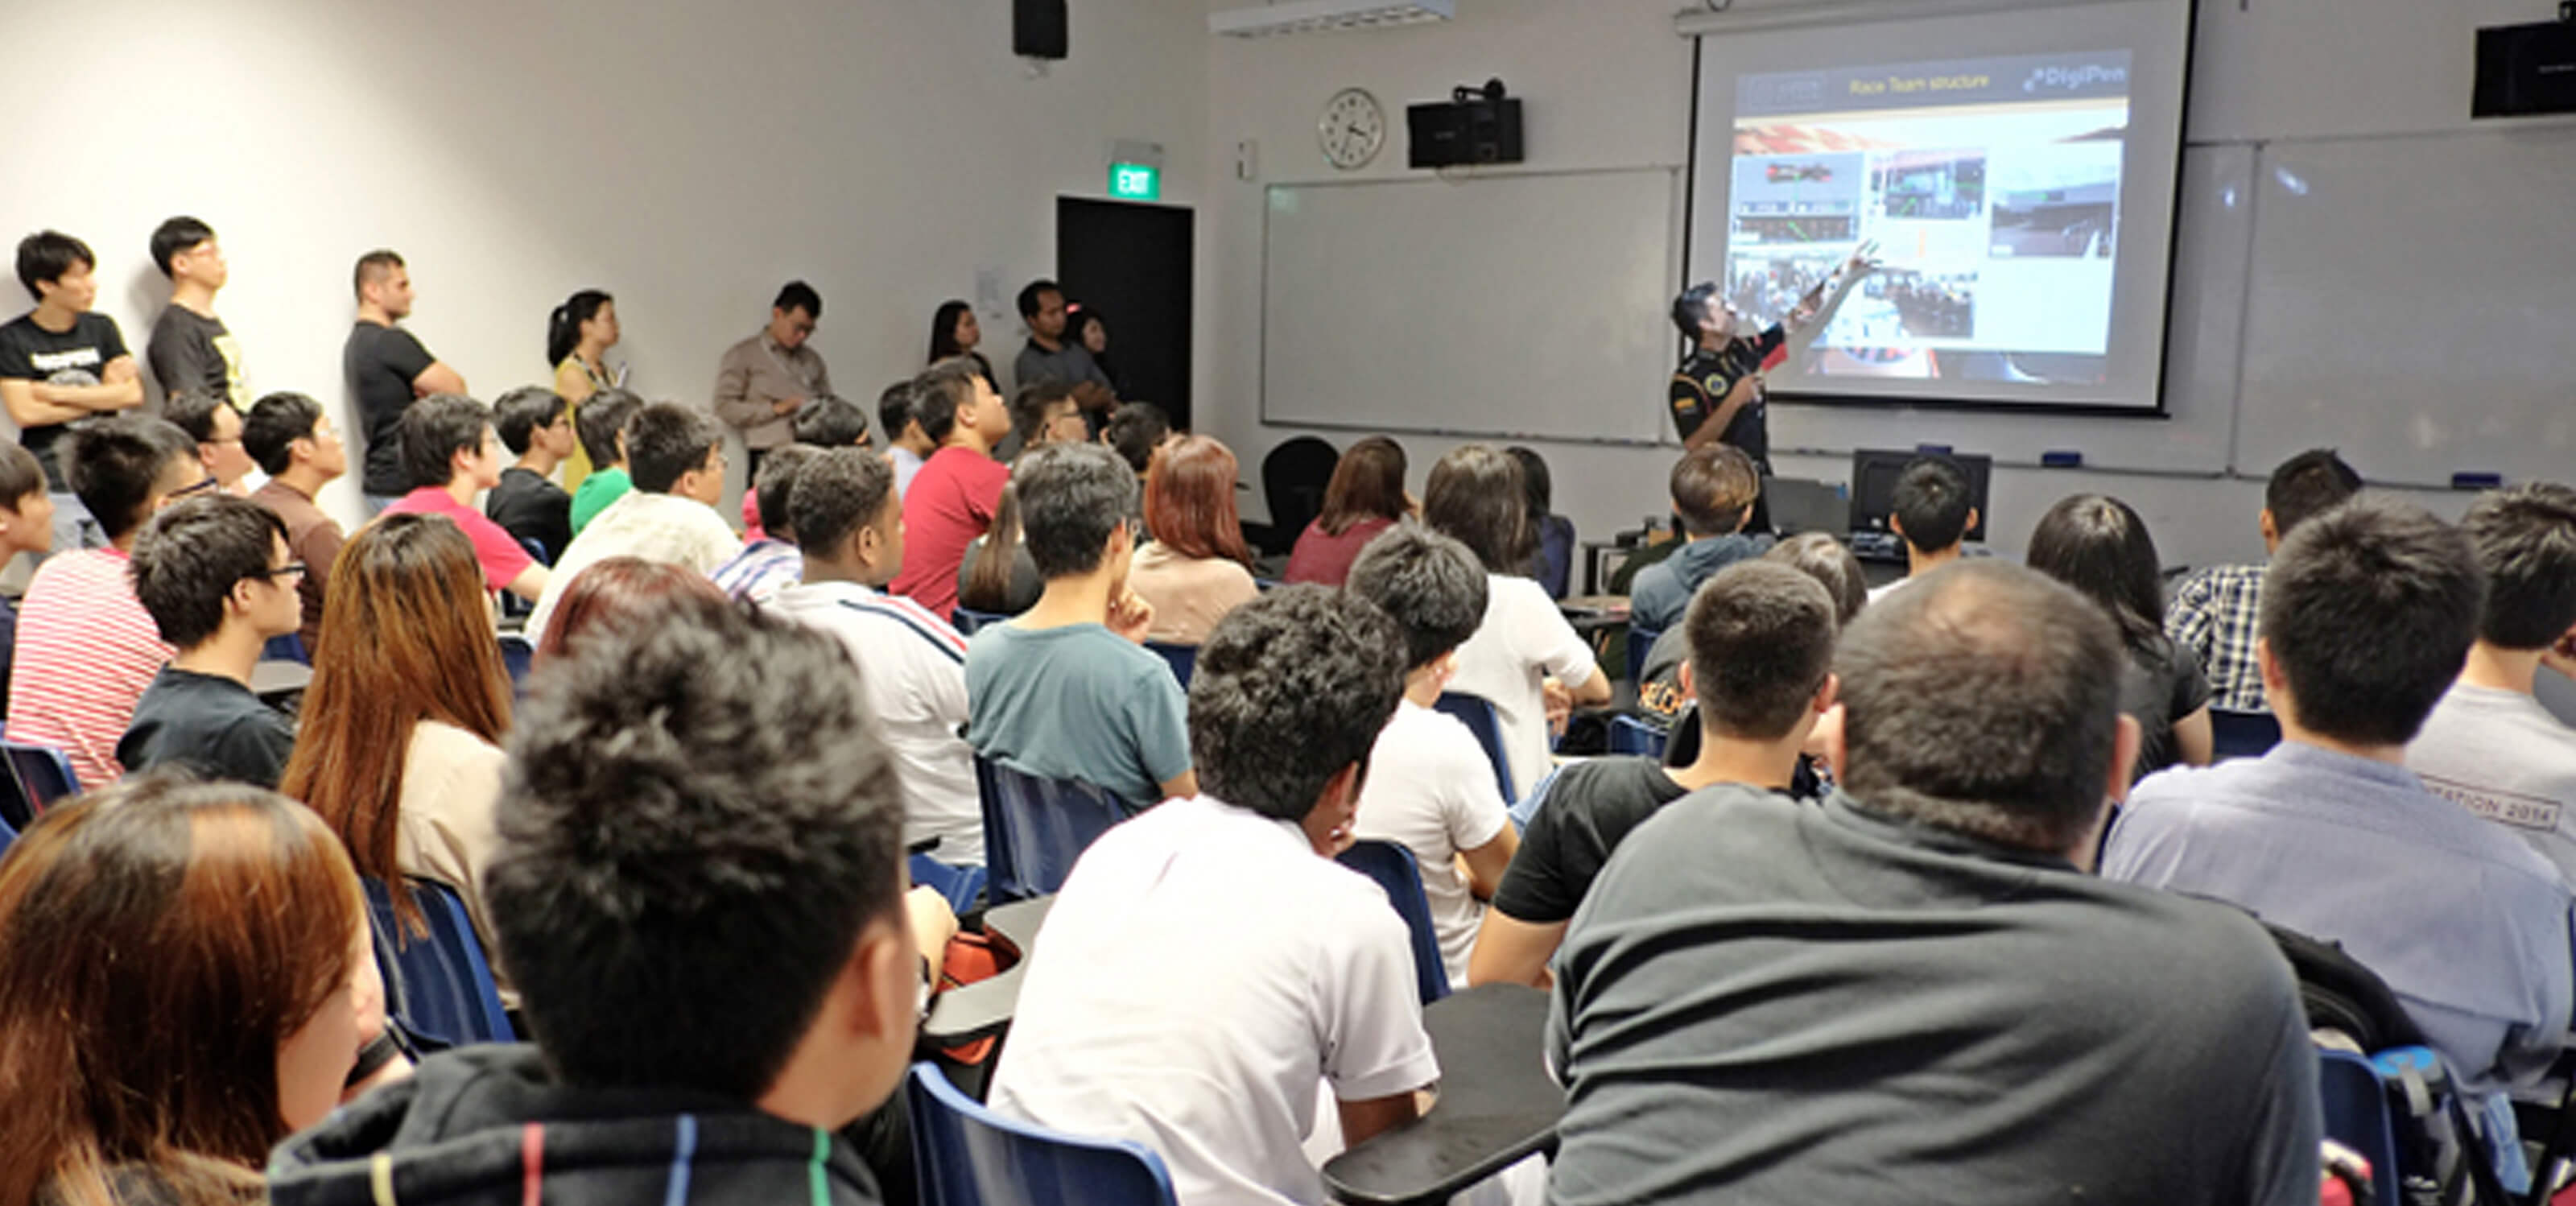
{"left": 18, "top": 230, "right": 94, "bottom": 298}
{"left": 1836, "top": 561, "right": 2124, "bottom": 853}
{"left": 1685, "top": 561, "right": 1837, "bottom": 741}
{"left": 1422, "top": 445, "right": 1531, "bottom": 575}
{"left": 789, "top": 448, "right": 894, "bottom": 560}
{"left": 1892, "top": 456, "right": 1972, "bottom": 552}
{"left": 875, "top": 381, "right": 919, "bottom": 442}
{"left": 1765, "top": 532, "right": 1868, "bottom": 626}
{"left": 399, "top": 394, "right": 492, "bottom": 490}
{"left": 576, "top": 388, "right": 643, "bottom": 469}
{"left": 2262, "top": 499, "right": 2485, "bottom": 745}
{"left": 772, "top": 281, "right": 821, "bottom": 318}
{"left": 1670, "top": 282, "right": 1719, "bottom": 340}
{"left": 130, "top": 494, "right": 290, "bottom": 649}
{"left": 352, "top": 250, "right": 403, "bottom": 300}
{"left": 489, "top": 595, "right": 906, "bottom": 1099}
{"left": 1017, "top": 279, "right": 1061, "bottom": 320}
{"left": 1017, "top": 443, "right": 1137, "bottom": 580}
{"left": 149, "top": 217, "right": 215, "bottom": 278}
{"left": 66, "top": 417, "right": 200, "bottom": 542}
{"left": 163, "top": 390, "right": 230, "bottom": 445}
{"left": 2462, "top": 484, "right": 2576, "bottom": 650}
{"left": 752, "top": 444, "right": 824, "bottom": 539}
{"left": 242, "top": 392, "right": 324, "bottom": 477}
{"left": 625, "top": 403, "right": 721, "bottom": 494}
{"left": 1671, "top": 444, "right": 1761, "bottom": 536}
{"left": 2264, "top": 448, "right": 2363, "bottom": 540}
{"left": 1189, "top": 586, "right": 1407, "bottom": 824}
{"left": 0, "top": 444, "right": 42, "bottom": 506}
{"left": 1103, "top": 403, "right": 1171, "bottom": 474}
{"left": 910, "top": 361, "right": 982, "bottom": 445}
{"left": 792, "top": 394, "right": 870, "bottom": 448}
{"left": 1344, "top": 522, "right": 1488, "bottom": 671}
{"left": 493, "top": 386, "right": 567, "bottom": 457}
{"left": 1013, "top": 381, "right": 1077, "bottom": 445}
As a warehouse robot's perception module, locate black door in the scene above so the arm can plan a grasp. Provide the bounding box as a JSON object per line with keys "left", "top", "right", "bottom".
{"left": 1056, "top": 197, "right": 1194, "bottom": 432}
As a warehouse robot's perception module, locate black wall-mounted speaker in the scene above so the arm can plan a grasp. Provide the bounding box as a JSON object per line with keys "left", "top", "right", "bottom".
{"left": 2475, "top": 17, "right": 2576, "bottom": 118}
{"left": 1016, "top": 0, "right": 1067, "bottom": 60}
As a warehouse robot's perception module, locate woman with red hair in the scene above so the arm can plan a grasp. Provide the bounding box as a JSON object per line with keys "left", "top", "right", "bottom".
{"left": 1127, "top": 435, "right": 1258, "bottom": 645}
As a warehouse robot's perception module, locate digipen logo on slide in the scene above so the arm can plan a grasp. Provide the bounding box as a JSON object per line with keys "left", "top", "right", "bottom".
{"left": 2022, "top": 62, "right": 2127, "bottom": 93}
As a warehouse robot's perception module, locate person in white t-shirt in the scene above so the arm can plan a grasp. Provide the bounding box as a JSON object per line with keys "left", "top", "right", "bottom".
{"left": 766, "top": 447, "right": 984, "bottom": 866}
{"left": 989, "top": 587, "right": 1437, "bottom": 1206}
{"left": 1345, "top": 522, "right": 1518, "bottom": 986}
{"left": 1426, "top": 446, "right": 1608, "bottom": 799}
{"left": 2408, "top": 483, "right": 2576, "bottom": 882}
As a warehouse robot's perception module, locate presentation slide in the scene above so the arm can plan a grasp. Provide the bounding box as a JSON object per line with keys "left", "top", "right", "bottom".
{"left": 1688, "top": 2, "right": 2192, "bottom": 412}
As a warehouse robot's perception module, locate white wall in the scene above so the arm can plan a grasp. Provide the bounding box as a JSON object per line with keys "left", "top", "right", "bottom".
{"left": 0, "top": 0, "right": 1208, "bottom": 529}
{"left": 1199, "top": 0, "right": 2550, "bottom": 568}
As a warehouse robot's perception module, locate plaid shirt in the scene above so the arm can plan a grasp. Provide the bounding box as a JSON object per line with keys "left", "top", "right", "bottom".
{"left": 2166, "top": 563, "right": 2268, "bottom": 712}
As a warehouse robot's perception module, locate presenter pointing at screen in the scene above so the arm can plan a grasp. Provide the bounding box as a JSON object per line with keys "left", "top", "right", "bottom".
{"left": 1668, "top": 242, "right": 1879, "bottom": 526}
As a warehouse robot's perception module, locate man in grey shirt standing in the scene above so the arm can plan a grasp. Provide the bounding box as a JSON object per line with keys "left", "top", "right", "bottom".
{"left": 1012, "top": 279, "right": 1114, "bottom": 430}
{"left": 145, "top": 217, "right": 248, "bottom": 411}
{"left": 1549, "top": 562, "right": 2321, "bottom": 1206}
{"left": 714, "top": 281, "right": 832, "bottom": 478}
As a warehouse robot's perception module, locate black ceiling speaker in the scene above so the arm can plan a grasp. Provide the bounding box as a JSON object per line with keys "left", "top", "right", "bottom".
{"left": 1016, "top": 0, "right": 1068, "bottom": 60}
{"left": 2475, "top": 7, "right": 2576, "bottom": 118}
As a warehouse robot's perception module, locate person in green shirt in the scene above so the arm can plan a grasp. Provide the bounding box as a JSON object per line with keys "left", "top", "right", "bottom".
{"left": 568, "top": 388, "right": 642, "bottom": 535}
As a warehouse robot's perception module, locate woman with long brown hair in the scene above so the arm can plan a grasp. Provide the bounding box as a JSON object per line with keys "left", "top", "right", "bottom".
{"left": 532, "top": 555, "right": 729, "bottom": 663}
{"left": 1285, "top": 435, "right": 1410, "bottom": 587}
{"left": 0, "top": 776, "right": 369, "bottom": 1206}
{"left": 281, "top": 513, "right": 514, "bottom": 973}
{"left": 1126, "top": 434, "right": 1258, "bottom": 645}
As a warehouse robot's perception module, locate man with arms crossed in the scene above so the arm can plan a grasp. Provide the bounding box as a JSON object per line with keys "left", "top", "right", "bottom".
{"left": 345, "top": 250, "right": 467, "bottom": 511}
{"left": 0, "top": 230, "right": 147, "bottom": 551}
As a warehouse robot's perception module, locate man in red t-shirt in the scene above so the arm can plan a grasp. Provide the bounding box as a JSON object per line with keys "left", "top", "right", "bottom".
{"left": 890, "top": 360, "right": 1011, "bottom": 621}
{"left": 382, "top": 394, "right": 550, "bottom": 604}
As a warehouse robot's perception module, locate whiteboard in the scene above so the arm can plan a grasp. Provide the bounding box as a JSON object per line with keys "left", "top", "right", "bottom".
{"left": 1261, "top": 169, "right": 1682, "bottom": 444}
{"left": 2235, "top": 126, "right": 2576, "bottom": 489}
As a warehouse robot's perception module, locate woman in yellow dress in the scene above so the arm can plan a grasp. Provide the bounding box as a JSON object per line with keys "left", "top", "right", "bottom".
{"left": 547, "top": 289, "right": 619, "bottom": 489}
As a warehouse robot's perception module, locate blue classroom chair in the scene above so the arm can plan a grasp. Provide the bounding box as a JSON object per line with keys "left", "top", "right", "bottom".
{"left": 1336, "top": 839, "right": 1451, "bottom": 1005}
{"left": 908, "top": 1063, "right": 1179, "bottom": 1206}
{"left": 1433, "top": 692, "right": 1517, "bottom": 804}
{"left": 976, "top": 757, "right": 1141, "bottom": 904}
{"left": 1, "top": 739, "right": 80, "bottom": 826}
{"left": 1144, "top": 641, "right": 1197, "bottom": 688}
{"left": 2211, "top": 708, "right": 2282, "bottom": 761}
{"left": 364, "top": 878, "right": 515, "bottom": 1048}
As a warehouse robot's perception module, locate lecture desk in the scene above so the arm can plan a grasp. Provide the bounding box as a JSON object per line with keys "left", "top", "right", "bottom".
{"left": 1322, "top": 984, "right": 1565, "bottom": 1206}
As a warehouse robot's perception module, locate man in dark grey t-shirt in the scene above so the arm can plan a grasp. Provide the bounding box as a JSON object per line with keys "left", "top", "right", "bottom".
{"left": 1546, "top": 562, "right": 2321, "bottom": 1206}
{"left": 145, "top": 217, "right": 249, "bottom": 411}
{"left": 1012, "top": 279, "right": 1115, "bottom": 429}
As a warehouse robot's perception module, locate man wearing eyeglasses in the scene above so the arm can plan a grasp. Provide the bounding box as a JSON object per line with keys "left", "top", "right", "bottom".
{"left": 1668, "top": 244, "right": 1877, "bottom": 532}
{"left": 714, "top": 280, "right": 832, "bottom": 481}
{"left": 119, "top": 493, "right": 305, "bottom": 788}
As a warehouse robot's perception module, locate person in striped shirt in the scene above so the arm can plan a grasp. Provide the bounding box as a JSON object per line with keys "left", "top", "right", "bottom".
{"left": 6, "top": 417, "right": 208, "bottom": 790}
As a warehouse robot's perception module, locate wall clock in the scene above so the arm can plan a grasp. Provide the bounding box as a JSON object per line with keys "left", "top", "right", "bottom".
{"left": 1320, "top": 88, "right": 1386, "bottom": 171}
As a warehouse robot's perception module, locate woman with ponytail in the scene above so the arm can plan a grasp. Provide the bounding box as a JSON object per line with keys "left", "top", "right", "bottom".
{"left": 546, "top": 289, "right": 619, "bottom": 489}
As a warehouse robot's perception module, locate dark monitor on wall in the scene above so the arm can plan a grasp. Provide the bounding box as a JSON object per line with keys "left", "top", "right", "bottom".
{"left": 1849, "top": 448, "right": 1991, "bottom": 543}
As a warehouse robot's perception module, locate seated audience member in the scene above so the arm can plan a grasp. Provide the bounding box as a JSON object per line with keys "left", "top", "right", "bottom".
{"left": 243, "top": 392, "right": 347, "bottom": 657}
{"left": 1550, "top": 561, "right": 2321, "bottom": 1204}
{"left": 6, "top": 418, "right": 202, "bottom": 787}
{"left": 957, "top": 483, "right": 1042, "bottom": 617}
{"left": 566, "top": 386, "right": 643, "bottom": 535}
{"left": 1345, "top": 523, "right": 1517, "bottom": 985}
{"left": 282, "top": 514, "right": 518, "bottom": 982}
{"left": 890, "top": 360, "right": 1012, "bottom": 621}
{"left": 991, "top": 587, "right": 1435, "bottom": 1205}
{"left": 1638, "top": 531, "right": 1864, "bottom": 729}
{"left": 2026, "top": 494, "right": 2213, "bottom": 780}
{"left": 2106, "top": 499, "right": 2573, "bottom": 1096}
{"left": 1100, "top": 399, "right": 1171, "bottom": 482}
{"left": 119, "top": 496, "right": 302, "bottom": 787}
{"left": 875, "top": 379, "right": 933, "bottom": 500}
{"left": 485, "top": 384, "right": 576, "bottom": 563}
{"left": 164, "top": 389, "right": 255, "bottom": 495}
{"left": 965, "top": 443, "right": 1196, "bottom": 807}
{"left": 533, "top": 556, "right": 727, "bottom": 663}
{"left": 1870, "top": 453, "right": 1978, "bottom": 602}
{"left": 744, "top": 393, "right": 868, "bottom": 538}
{"left": 1011, "top": 379, "right": 1087, "bottom": 454}
{"left": 1428, "top": 445, "right": 1609, "bottom": 799}
{"left": 2, "top": 229, "right": 147, "bottom": 553}
{"left": 1475, "top": 561, "right": 1840, "bottom": 989}
{"left": 1629, "top": 444, "right": 1774, "bottom": 634}
{"left": 527, "top": 402, "right": 737, "bottom": 640}
{"left": 2409, "top": 483, "right": 2576, "bottom": 880}
{"left": 0, "top": 444, "right": 54, "bottom": 712}
{"left": 270, "top": 598, "right": 927, "bottom": 1204}
{"left": 1129, "top": 435, "right": 1259, "bottom": 645}
{"left": 1286, "top": 436, "right": 1409, "bottom": 589}
{"left": 1507, "top": 446, "right": 1576, "bottom": 600}
{"left": 711, "top": 444, "right": 819, "bottom": 604}
{"left": 2167, "top": 448, "right": 2363, "bottom": 712}
{"left": 772, "top": 448, "right": 983, "bottom": 865}
{"left": 381, "top": 394, "right": 550, "bottom": 604}
{"left": 0, "top": 777, "right": 378, "bottom": 1206}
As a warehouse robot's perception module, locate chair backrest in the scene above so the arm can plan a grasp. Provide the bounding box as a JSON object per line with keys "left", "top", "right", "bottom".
{"left": 953, "top": 608, "right": 1010, "bottom": 638}
{"left": 2, "top": 741, "right": 80, "bottom": 820}
{"left": 1626, "top": 623, "right": 1663, "bottom": 687}
{"left": 1608, "top": 714, "right": 1668, "bottom": 760}
{"left": 907, "top": 1063, "right": 1179, "bottom": 1206}
{"left": 261, "top": 631, "right": 311, "bottom": 666}
{"left": 910, "top": 852, "right": 990, "bottom": 918}
{"left": 1432, "top": 692, "right": 1517, "bottom": 804}
{"left": 1536, "top": 514, "right": 1575, "bottom": 600}
{"left": 1261, "top": 436, "right": 1339, "bottom": 543}
{"left": 497, "top": 633, "right": 536, "bottom": 692}
{"left": 976, "top": 756, "right": 1139, "bottom": 904}
{"left": 1335, "top": 839, "right": 1451, "bottom": 1005}
{"left": 363, "top": 878, "right": 515, "bottom": 1048}
{"left": 0, "top": 810, "right": 16, "bottom": 863}
{"left": 2211, "top": 708, "right": 2282, "bottom": 761}
{"left": 1143, "top": 641, "right": 1197, "bottom": 689}
{"left": 2318, "top": 1049, "right": 2403, "bottom": 1206}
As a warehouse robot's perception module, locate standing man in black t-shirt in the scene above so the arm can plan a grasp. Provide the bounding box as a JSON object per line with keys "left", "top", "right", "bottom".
{"left": 1667, "top": 243, "right": 1876, "bottom": 531}
{"left": 145, "top": 217, "right": 250, "bottom": 413}
{"left": 343, "top": 249, "right": 468, "bottom": 510}
{"left": 0, "top": 230, "right": 147, "bottom": 552}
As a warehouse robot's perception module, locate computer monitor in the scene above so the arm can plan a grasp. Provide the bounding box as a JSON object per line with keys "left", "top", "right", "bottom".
{"left": 1849, "top": 449, "right": 1992, "bottom": 543}
{"left": 1765, "top": 477, "right": 1848, "bottom": 538}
